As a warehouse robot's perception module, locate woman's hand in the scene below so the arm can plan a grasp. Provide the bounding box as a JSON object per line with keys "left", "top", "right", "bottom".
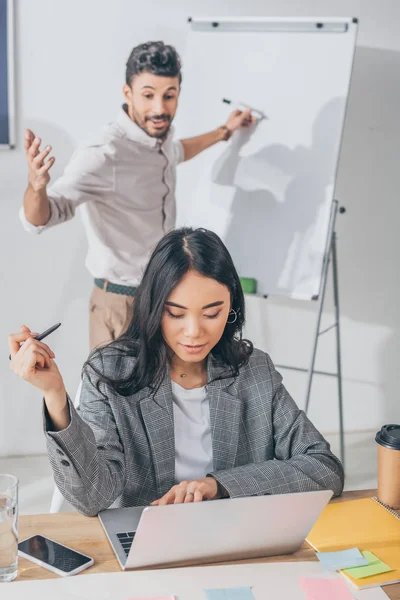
{"left": 9, "top": 325, "right": 70, "bottom": 430}
{"left": 8, "top": 326, "right": 65, "bottom": 396}
{"left": 151, "top": 477, "right": 219, "bottom": 506}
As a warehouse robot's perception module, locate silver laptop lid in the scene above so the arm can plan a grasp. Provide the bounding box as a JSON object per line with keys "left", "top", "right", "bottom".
{"left": 123, "top": 489, "right": 332, "bottom": 570}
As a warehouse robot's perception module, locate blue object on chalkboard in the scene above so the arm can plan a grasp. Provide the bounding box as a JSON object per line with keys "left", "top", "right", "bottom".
{"left": 0, "top": 0, "right": 15, "bottom": 148}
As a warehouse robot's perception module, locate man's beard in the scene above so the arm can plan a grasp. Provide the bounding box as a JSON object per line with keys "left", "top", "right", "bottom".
{"left": 131, "top": 106, "right": 172, "bottom": 139}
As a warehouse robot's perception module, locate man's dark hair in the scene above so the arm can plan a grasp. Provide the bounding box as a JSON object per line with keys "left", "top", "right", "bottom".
{"left": 125, "top": 41, "right": 182, "bottom": 86}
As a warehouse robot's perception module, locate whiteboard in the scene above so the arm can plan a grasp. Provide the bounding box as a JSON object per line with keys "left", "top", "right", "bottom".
{"left": 175, "top": 17, "right": 357, "bottom": 300}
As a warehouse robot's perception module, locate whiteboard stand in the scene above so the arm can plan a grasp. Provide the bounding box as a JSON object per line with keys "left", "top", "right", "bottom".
{"left": 275, "top": 200, "right": 345, "bottom": 472}
{"left": 305, "top": 200, "right": 345, "bottom": 470}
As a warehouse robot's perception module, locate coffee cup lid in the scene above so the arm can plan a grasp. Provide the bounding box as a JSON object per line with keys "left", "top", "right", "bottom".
{"left": 375, "top": 424, "right": 400, "bottom": 450}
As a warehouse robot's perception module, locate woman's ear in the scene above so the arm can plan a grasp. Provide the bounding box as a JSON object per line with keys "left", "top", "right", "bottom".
{"left": 227, "top": 309, "right": 238, "bottom": 324}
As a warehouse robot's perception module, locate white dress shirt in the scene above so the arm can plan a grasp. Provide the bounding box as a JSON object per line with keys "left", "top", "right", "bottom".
{"left": 19, "top": 106, "right": 184, "bottom": 286}
{"left": 171, "top": 381, "right": 214, "bottom": 484}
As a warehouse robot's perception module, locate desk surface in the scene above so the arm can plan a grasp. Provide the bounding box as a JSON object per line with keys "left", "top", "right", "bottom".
{"left": 17, "top": 489, "right": 400, "bottom": 599}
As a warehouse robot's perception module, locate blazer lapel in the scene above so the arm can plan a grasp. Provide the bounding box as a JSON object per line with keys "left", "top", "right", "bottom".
{"left": 207, "top": 354, "right": 242, "bottom": 472}
{"left": 139, "top": 375, "right": 175, "bottom": 496}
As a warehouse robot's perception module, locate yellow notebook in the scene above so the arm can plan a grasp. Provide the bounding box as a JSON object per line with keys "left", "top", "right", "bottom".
{"left": 306, "top": 497, "right": 400, "bottom": 590}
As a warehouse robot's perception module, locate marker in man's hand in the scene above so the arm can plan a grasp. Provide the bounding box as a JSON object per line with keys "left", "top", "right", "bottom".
{"left": 222, "top": 98, "right": 267, "bottom": 120}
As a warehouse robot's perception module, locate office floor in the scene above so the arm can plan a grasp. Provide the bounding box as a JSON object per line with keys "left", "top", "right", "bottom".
{"left": 0, "top": 430, "right": 378, "bottom": 515}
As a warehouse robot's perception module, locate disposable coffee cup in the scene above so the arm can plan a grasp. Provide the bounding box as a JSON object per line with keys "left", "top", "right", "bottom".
{"left": 375, "top": 424, "right": 400, "bottom": 510}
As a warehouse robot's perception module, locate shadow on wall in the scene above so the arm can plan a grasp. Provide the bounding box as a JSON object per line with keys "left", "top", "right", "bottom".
{"left": 210, "top": 45, "right": 400, "bottom": 428}
{"left": 211, "top": 98, "right": 345, "bottom": 298}
{"left": 243, "top": 45, "right": 400, "bottom": 426}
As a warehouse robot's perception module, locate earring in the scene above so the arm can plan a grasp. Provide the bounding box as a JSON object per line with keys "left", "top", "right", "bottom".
{"left": 227, "top": 309, "right": 238, "bottom": 324}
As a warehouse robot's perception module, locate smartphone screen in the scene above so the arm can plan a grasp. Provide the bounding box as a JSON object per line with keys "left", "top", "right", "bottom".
{"left": 18, "top": 535, "right": 92, "bottom": 573}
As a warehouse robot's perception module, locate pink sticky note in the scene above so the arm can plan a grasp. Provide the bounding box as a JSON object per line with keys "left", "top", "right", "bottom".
{"left": 299, "top": 578, "right": 354, "bottom": 600}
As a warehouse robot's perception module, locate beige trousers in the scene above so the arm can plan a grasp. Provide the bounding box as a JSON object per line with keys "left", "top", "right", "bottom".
{"left": 89, "top": 285, "right": 135, "bottom": 350}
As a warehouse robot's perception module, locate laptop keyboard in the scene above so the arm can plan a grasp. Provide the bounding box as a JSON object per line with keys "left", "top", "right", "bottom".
{"left": 116, "top": 531, "right": 136, "bottom": 556}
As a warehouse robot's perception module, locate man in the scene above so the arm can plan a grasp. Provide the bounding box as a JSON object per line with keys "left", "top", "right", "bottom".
{"left": 20, "top": 41, "right": 254, "bottom": 349}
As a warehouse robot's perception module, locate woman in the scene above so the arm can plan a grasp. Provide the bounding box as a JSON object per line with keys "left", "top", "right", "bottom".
{"left": 9, "top": 228, "right": 344, "bottom": 516}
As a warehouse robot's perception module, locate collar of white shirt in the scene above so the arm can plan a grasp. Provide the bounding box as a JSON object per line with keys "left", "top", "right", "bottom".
{"left": 117, "top": 104, "right": 175, "bottom": 149}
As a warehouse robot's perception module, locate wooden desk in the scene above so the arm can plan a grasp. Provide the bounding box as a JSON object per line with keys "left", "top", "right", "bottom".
{"left": 17, "top": 489, "right": 400, "bottom": 599}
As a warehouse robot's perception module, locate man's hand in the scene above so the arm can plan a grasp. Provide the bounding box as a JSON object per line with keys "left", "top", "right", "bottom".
{"left": 179, "top": 108, "right": 257, "bottom": 161}
{"left": 151, "top": 477, "right": 219, "bottom": 505}
{"left": 225, "top": 109, "right": 256, "bottom": 134}
{"left": 25, "top": 129, "right": 56, "bottom": 193}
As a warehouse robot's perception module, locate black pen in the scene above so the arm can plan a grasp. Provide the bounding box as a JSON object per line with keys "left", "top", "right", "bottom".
{"left": 9, "top": 322, "right": 61, "bottom": 360}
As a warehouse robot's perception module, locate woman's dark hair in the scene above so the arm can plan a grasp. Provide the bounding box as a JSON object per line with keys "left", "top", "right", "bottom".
{"left": 85, "top": 228, "right": 253, "bottom": 396}
{"left": 125, "top": 41, "right": 182, "bottom": 86}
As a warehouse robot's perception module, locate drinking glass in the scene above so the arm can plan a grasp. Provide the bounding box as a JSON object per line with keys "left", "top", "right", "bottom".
{"left": 0, "top": 474, "right": 18, "bottom": 582}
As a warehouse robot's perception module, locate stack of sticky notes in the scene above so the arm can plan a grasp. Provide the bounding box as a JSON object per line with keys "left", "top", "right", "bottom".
{"left": 342, "top": 550, "right": 393, "bottom": 579}
{"left": 315, "top": 546, "right": 394, "bottom": 590}
{"left": 306, "top": 497, "right": 400, "bottom": 589}
{"left": 316, "top": 547, "right": 369, "bottom": 571}
{"left": 299, "top": 550, "right": 394, "bottom": 600}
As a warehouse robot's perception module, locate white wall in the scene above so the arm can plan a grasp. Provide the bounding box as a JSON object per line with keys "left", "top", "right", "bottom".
{"left": 1, "top": 0, "right": 399, "bottom": 456}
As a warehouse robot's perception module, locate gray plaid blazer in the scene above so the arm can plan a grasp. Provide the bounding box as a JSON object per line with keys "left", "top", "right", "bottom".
{"left": 45, "top": 348, "right": 344, "bottom": 516}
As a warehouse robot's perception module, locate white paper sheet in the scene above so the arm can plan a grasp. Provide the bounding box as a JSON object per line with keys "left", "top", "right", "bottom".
{"left": 7, "top": 561, "right": 390, "bottom": 600}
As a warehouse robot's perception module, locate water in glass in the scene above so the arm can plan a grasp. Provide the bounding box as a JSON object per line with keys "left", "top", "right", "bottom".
{"left": 0, "top": 475, "right": 18, "bottom": 583}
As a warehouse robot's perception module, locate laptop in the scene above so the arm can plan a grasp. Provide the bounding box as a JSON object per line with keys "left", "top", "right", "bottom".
{"left": 98, "top": 489, "right": 332, "bottom": 570}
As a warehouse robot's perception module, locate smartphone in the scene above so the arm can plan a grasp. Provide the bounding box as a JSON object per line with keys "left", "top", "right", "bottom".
{"left": 18, "top": 534, "right": 94, "bottom": 576}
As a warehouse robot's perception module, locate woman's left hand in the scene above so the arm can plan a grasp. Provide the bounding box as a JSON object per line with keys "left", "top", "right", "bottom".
{"left": 151, "top": 477, "right": 218, "bottom": 505}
